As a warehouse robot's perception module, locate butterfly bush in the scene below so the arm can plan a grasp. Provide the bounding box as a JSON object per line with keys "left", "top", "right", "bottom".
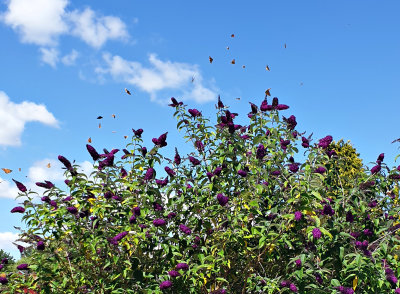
{"left": 4, "top": 94, "right": 400, "bottom": 293}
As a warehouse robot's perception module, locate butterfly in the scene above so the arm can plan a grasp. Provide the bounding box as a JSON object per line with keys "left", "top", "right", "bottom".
{"left": 88, "top": 137, "right": 92, "bottom": 143}
{"left": 99, "top": 123, "right": 101, "bottom": 129}
{"left": 265, "top": 88, "right": 271, "bottom": 96}
{"left": 124, "top": 135, "right": 128, "bottom": 139}
{"left": 231, "top": 34, "right": 235, "bottom": 38}
{"left": 191, "top": 76, "right": 195, "bottom": 83}
{"left": 47, "top": 163, "right": 51, "bottom": 168}
{"left": 231, "top": 59, "right": 235, "bottom": 64}
{"left": 18, "top": 168, "right": 21, "bottom": 172}
{"left": 1, "top": 168, "right": 12, "bottom": 174}
{"left": 266, "top": 65, "right": 270, "bottom": 71}
{"left": 284, "top": 43, "right": 287, "bottom": 49}
{"left": 97, "top": 116, "right": 103, "bottom": 119}
{"left": 235, "top": 98, "right": 241, "bottom": 100}
{"left": 226, "top": 46, "right": 230, "bottom": 50}
{"left": 242, "top": 65, "right": 245, "bottom": 68}
{"left": 392, "top": 138, "right": 400, "bottom": 144}
{"left": 111, "top": 114, "right": 116, "bottom": 118}
{"left": 125, "top": 88, "right": 131, "bottom": 95}
{"left": 112, "top": 131, "right": 117, "bottom": 133}
{"left": 209, "top": 56, "right": 213, "bottom": 63}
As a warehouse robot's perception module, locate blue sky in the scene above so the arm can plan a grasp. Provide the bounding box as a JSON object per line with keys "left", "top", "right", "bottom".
{"left": 0, "top": 0, "right": 400, "bottom": 259}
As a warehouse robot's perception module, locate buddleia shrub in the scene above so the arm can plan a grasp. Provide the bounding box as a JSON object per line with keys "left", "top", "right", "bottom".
{"left": 3, "top": 94, "right": 400, "bottom": 293}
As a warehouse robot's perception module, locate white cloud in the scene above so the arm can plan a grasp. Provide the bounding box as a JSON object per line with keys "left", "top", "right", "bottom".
{"left": 1, "top": 1, "right": 130, "bottom": 67}
{"left": 28, "top": 159, "right": 64, "bottom": 183}
{"left": 67, "top": 7, "right": 128, "bottom": 48}
{"left": 0, "top": 232, "right": 19, "bottom": 251}
{"left": 1, "top": 0, "right": 68, "bottom": 46}
{"left": 0, "top": 177, "right": 19, "bottom": 199}
{"left": 96, "top": 53, "right": 217, "bottom": 104}
{"left": 39, "top": 47, "right": 59, "bottom": 68}
{"left": 0, "top": 91, "right": 59, "bottom": 146}
{"left": 61, "top": 49, "right": 79, "bottom": 65}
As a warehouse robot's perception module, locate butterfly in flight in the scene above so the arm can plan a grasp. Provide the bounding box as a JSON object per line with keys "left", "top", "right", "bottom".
{"left": 265, "top": 88, "right": 271, "bottom": 96}
{"left": 1, "top": 168, "right": 12, "bottom": 174}
{"left": 242, "top": 65, "right": 245, "bottom": 69}
{"left": 231, "top": 34, "right": 235, "bottom": 38}
{"left": 125, "top": 88, "right": 132, "bottom": 95}
{"left": 284, "top": 43, "right": 287, "bottom": 48}
{"left": 99, "top": 123, "right": 101, "bottom": 129}
{"left": 226, "top": 46, "right": 230, "bottom": 50}
{"left": 231, "top": 59, "right": 235, "bottom": 64}
{"left": 112, "top": 114, "right": 116, "bottom": 118}
{"left": 97, "top": 116, "right": 103, "bottom": 119}
{"left": 266, "top": 65, "right": 270, "bottom": 71}
{"left": 47, "top": 163, "right": 51, "bottom": 168}
{"left": 191, "top": 76, "right": 195, "bottom": 83}
{"left": 209, "top": 56, "right": 213, "bottom": 63}
{"left": 88, "top": 137, "right": 92, "bottom": 143}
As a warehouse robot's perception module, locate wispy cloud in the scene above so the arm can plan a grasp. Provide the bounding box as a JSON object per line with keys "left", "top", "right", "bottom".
{"left": 96, "top": 53, "right": 218, "bottom": 104}
{"left": 0, "top": 91, "right": 59, "bottom": 147}
{"left": 61, "top": 49, "right": 79, "bottom": 66}
{"left": 0, "top": 177, "right": 19, "bottom": 199}
{"left": 1, "top": 0, "right": 129, "bottom": 67}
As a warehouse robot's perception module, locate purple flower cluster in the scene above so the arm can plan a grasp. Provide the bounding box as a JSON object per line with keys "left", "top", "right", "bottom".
{"left": 13, "top": 179, "right": 27, "bottom": 192}
{"left": 98, "top": 153, "right": 115, "bottom": 170}
{"left": 217, "top": 193, "right": 229, "bottom": 206}
{"left": 176, "top": 263, "right": 189, "bottom": 271}
{"left": 295, "top": 259, "right": 302, "bottom": 267}
{"left": 280, "top": 280, "right": 298, "bottom": 292}
{"left": 312, "top": 228, "right": 322, "bottom": 240}
{"left": 322, "top": 204, "right": 335, "bottom": 216}
{"left": 301, "top": 136, "right": 310, "bottom": 148}
{"left": 283, "top": 115, "right": 297, "bottom": 130}
{"left": 16, "top": 264, "right": 29, "bottom": 270}
{"left": 152, "top": 132, "right": 168, "bottom": 147}
{"left": 189, "top": 156, "right": 201, "bottom": 166}
{"left": 335, "top": 286, "right": 354, "bottom": 294}
{"left": 289, "top": 163, "right": 299, "bottom": 173}
{"left": 256, "top": 144, "right": 266, "bottom": 159}
{"left": 318, "top": 135, "right": 333, "bottom": 149}
{"left": 86, "top": 144, "right": 100, "bottom": 161}
{"left": 132, "top": 128, "right": 143, "bottom": 137}
{"left": 294, "top": 211, "right": 302, "bottom": 221}
{"left": 314, "top": 167, "right": 326, "bottom": 174}
{"left": 280, "top": 139, "right": 290, "bottom": 150}
{"left": 386, "top": 268, "right": 398, "bottom": 284}
{"left": 238, "top": 169, "right": 247, "bottom": 177}
{"left": 168, "top": 97, "right": 183, "bottom": 107}
{"left": 11, "top": 206, "right": 25, "bottom": 213}
{"left": 165, "top": 166, "right": 176, "bottom": 177}
{"left": 159, "top": 280, "right": 173, "bottom": 290}
{"left": 144, "top": 168, "right": 155, "bottom": 181}
{"left": 109, "top": 231, "right": 128, "bottom": 245}
{"left": 260, "top": 97, "right": 289, "bottom": 111}
{"left": 58, "top": 155, "right": 76, "bottom": 175}
{"left": 174, "top": 148, "right": 181, "bottom": 165}
{"left": 195, "top": 140, "right": 204, "bottom": 152}
{"left": 36, "top": 181, "right": 54, "bottom": 189}
{"left": 168, "top": 270, "right": 180, "bottom": 277}
{"left": 156, "top": 178, "right": 168, "bottom": 187}
{"left": 153, "top": 219, "right": 166, "bottom": 227}
{"left": 188, "top": 108, "right": 201, "bottom": 117}
{"left": 179, "top": 224, "right": 192, "bottom": 235}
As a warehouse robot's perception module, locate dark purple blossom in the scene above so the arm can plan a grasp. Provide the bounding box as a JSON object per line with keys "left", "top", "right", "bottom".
{"left": 165, "top": 166, "right": 176, "bottom": 177}
{"left": 312, "top": 228, "right": 322, "bottom": 240}
{"left": 41, "top": 196, "right": 50, "bottom": 203}
{"left": 17, "top": 264, "right": 29, "bottom": 270}
{"left": 37, "top": 241, "right": 45, "bottom": 250}
{"left": 0, "top": 277, "right": 8, "bottom": 284}
{"left": 260, "top": 98, "right": 270, "bottom": 111}
{"left": 152, "top": 132, "right": 168, "bottom": 147}
{"left": 168, "top": 270, "right": 181, "bottom": 277}
{"left": 314, "top": 167, "right": 326, "bottom": 174}
{"left": 11, "top": 206, "right": 25, "bottom": 213}
{"left": 294, "top": 211, "right": 302, "bottom": 221}
{"left": 12, "top": 179, "right": 27, "bottom": 192}
{"left": 58, "top": 155, "right": 72, "bottom": 170}
{"left": 36, "top": 181, "right": 54, "bottom": 189}
{"left": 280, "top": 280, "right": 290, "bottom": 287}
{"left": 213, "top": 167, "right": 222, "bottom": 176}
{"left": 129, "top": 215, "right": 136, "bottom": 224}
{"left": 256, "top": 144, "right": 266, "bottom": 159}
{"left": 120, "top": 167, "right": 127, "bottom": 178}
{"left": 144, "top": 168, "right": 155, "bottom": 181}
{"left": 156, "top": 178, "right": 168, "bottom": 187}
{"left": 371, "top": 165, "right": 381, "bottom": 174}
{"left": 98, "top": 153, "right": 115, "bottom": 169}
{"left": 49, "top": 200, "right": 58, "bottom": 209}
{"left": 141, "top": 147, "right": 147, "bottom": 157}
{"left": 167, "top": 212, "right": 176, "bottom": 219}
{"left": 318, "top": 135, "right": 333, "bottom": 149}
{"left": 189, "top": 156, "right": 201, "bottom": 166}
{"left": 160, "top": 280, "right": 173, "bottom": 290}
{"left": 271, "top": 170, "right": 281, "bottom": 176}
{"left": 132, "top": 128, "right": 143, "bottom": 137}
{"left": 363, "top": 229, "right": 373, "bottom": 237}
{"left": 133, "top": 207, "right": 141, "bottom": 216}
{"left": 346, "top": 211, "right": 354, "bottom": 223}
{"left": 249, "top": 102, "right": 258, "bottom": 114}
{"left": 301, "top": 137, "right": 310, "bottom": 148}
{"left": 322, "top": 204, "right": 334, "bottom": 216}
{"left": 168, "top": 97, "right": 182, "bottom": 107}
{"left": 387, "top": 275, "right": 398, "bottom": 284}
{"left": 280, "top": 139, "right": 290, "bottom": 150}
{"left": 188, "top": 109, "right": 201, "bottom": 117}
{"left": 153, "top": 202, "right": 164, "bottom": 211}
{"left": 289, "top": 163, "right": 299, "bottom": 173}
{"left": 238, "top": 169, "right": 247, "bottom": 177}
{"left": 289, "top": 283, "right": 298, "bottom": 292}
{"left": 1, "top": 258, "right": 8, "bottom": 264}
{"left": 176, "top": 263, "right": 189, "bottom": 271}
{"left": 284, "top": 115, "right": 297, "bottom": 130}
{"left": 62, "top": 196, "right": 72, "bottom": 202}
{"left": 395, "top": 288, "right": 400, "bottom": 294}
{"left": 112, "top": 195, "right": 122, "bottom": 201}
{"left": 217, "top": 193, "right": 229, "bottom": 206}
{"left": 104, "top": 191, "right": 113, "bottom": 199}
{"left": 377, "top": 153, "right": 384, "bottom": 164}
{"left": 153, "top": 219, "right": 166, "bottom": 227}
{"left": 179, "top": 224, "right": 192, "bottom": 235}
{"left": 86, "top": 144, "right": 100, "bottom": 161}
{"left": 174, "top": 148, "right": 181, "bottom": 165}
{"left": 295, "top": 259, "right": 302, "bottom": 267}
{"left": 195, "top": 140, "right": 204, "bottom": 152}
{"left": 206, "top": 172, "right": 213, "bottom": 180}
{"left": 17, "top": 245, "right": 24, "bottom": 253}
{"left": 315, "top": 273, "right": 323, "bottom": 284}
{"left": 67, "top": 207, "right": 78, "bottom": 214}
{"left": 368, "top": 200, "right": 377, "bottom": 208}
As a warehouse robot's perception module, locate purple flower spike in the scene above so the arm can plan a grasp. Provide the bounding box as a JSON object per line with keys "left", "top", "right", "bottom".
{"left": 284, "top": 115, "right": 297, "bottom": 130}
{"left": 141, "top": 147, "right": 147, "bottom": 157}
{"left": 168, "top": 97, "right": 182, "bottom": 107}
{"left": 37, "top": 241, "right": 45, "bottom": 250}
{"left": 133, "top": 207, "right": 141, "bottom": 216}
{"left": 16, "top": 264, "right": 29, "bottom": 270}
{"left": 176, "top": 263, "right": 189, "bottom": 271}
{"left": 238, "top": 169, "right": 247, "bottom": 177}
{"left": 174, "top": 148, "right": 181, "bottom": 165}
{"left": 11, "top": 206, "right": 25, "bottom": 213}
{"left": 188, "top": 109, "right": 201, "bottom": 117}
{"left": 312, "top": 228, "right": 322, "bottom": 240}
{"left": 132, "top": 128, "right": 143, "bottom": 137}
{"left": 36, "top": 181, "right": 54, "bottom": 189}
{"left": 217, "top": 95, "right": 224, "bottom": 108}
{"left": 260, "top": 99, "right": 269, "bottom": 111}
{"left": 121, "top": 167, "right": 128, "bottom": 178}
{"left": 289, "top": 163, "right": 299, "bottom": 173}
{"left": 189, "top": 156, "right": 201, "bottom": 166}
{"left": 395, "top": 288, "right": 400, "bottom": 294}
{"left": 318, "top": 135, "right": 333, "bottom": 149}
{"left": 129, "top": 215, "right": 136, "bottom": 224}
{"left": 86, "top": 144, "right": 100, "bottom": 161}
{"left": 165, "top": 166, "right": 176, "bottom": 177}
{"left": 213, "top": 167, "right": 222, "bottom": 176}
{"left": 217, "top": 193, "right": 229, "bottom": 206}
{"left": 58, "top": 155, "right": 72, "bottom": 170}
{"left": 295, "top": 259, "right": 302, "bottom": 267}
{"left": 294, "top": 211, "right": 302, "bottom": 221}
{"left": 168, "top": 270, "right": 181, "bottom": 277}
{"left": 346, "top": 211, "right": 354, "bottom": 223}
{"left": 289, "top": 283, "right": 298, "bottom": 292}
{"left": 314, "top": 167, "right": 326, "bottom": 174}
{"left": 12, "top": 179, "right": 27, "bottom": 192}
{"left": 144, "top": 168, "right": 155, "bottom": 181}
{"left": 0, "top": 276, "right": 8, "bottom": 284}
{"left": 271, "top": 170, "right": 281, "bottom": 176}
{"left": 371, "top": 165, "right": 381, "bottom": 174}
{"left": 67, "top": 207, "right": 78, "bottom": 214}
{"left": 168, "top": 212, "right": 177, "bottom": 219}
{"left": 160, "top": 280, "right": 173, "bottom": 290}
{"left": 256, "top": 144, "right": 266, "bottom": 159}
{"left": 377, "top": 153, "right": 384, "bottom": 163}
{"left": 153, "top": 219, "right": 166, "bottom": 227}
{"left": 179, "top": 224, "right": 192, "bottom": 235}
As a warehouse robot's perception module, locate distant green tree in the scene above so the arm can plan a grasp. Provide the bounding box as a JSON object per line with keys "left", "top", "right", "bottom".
{"left": 0, "top": 249, "right": 15, "bottom": 264}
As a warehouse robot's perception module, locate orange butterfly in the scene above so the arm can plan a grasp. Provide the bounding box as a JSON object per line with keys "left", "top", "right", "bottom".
{"left": 88, "top": 137, "right": 92, "bottom": 143}
{"left": 231, "top": 59, "right": 235, "bottom": 64}
{"left": 124, "top": 136, "right": 128, "bottom": 139}
{"left": 99, "top": 123, "right": 101, "bottom": 129}
{"left": 1, "top": 168, "right": 12, "bottom": 174}
{"left": 231, "top": 34, "right": 235, "bottom": 38}
{"left": 125, "top": 88, "right": 131, "bottom": 95}
{"left": 266, "top": 65, "right": 270, "bottom": 71}
{"left": 265, "top": 88, "right": 271, "bottom": 96}
{"left": 209, "top": 56, "right": 213, "bottom": 63}
{"left": 18, "top": 168, "right": 21, "bottom": 172}
{"left": 112, "top": 114, "right": 116, "bottom": 118}
{"left": 47, "top": 163, "right": 51, "bottom": 168}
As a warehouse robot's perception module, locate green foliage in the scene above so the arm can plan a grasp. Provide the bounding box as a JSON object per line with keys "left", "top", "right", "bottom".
{"left": 3, "top": 95, "right": 400, "bottom": 293}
